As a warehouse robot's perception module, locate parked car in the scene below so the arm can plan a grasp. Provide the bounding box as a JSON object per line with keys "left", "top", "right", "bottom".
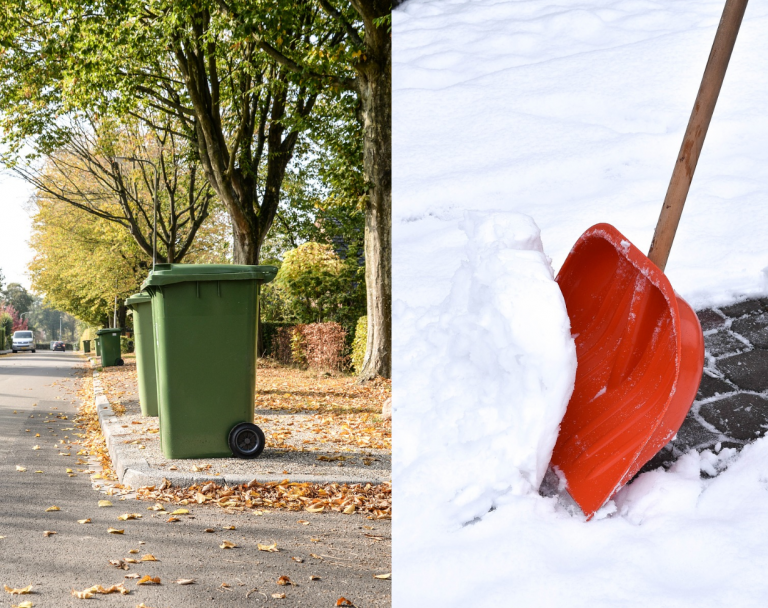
{"left": 52, "top": 341, "right": 66, "bottom": 352}
{"left": 12, "top": 331, "right": 35, "bottom": 353}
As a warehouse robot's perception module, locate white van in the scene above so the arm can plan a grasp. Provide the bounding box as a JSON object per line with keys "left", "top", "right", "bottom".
{"left": 12, "top": 331, "right": 35, "bottom": 353}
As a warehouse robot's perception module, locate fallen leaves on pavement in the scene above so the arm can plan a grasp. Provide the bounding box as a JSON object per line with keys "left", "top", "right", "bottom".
{"left": 4, "top": 585, "right": 32, "bottom": 595}
{"left": 135, "top": 478, "right": 391, "bottom": 519}
{"left": 136, "top": 576, "right": 160, "bottom": 585}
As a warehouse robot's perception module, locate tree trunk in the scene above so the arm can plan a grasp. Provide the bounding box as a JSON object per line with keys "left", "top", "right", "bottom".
{"left": 357, "top": 37, "right": 392, "bottom": 381}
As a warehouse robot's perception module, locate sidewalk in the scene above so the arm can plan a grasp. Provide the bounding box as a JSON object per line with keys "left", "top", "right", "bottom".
{"left": 640, "top": 297, "right": 768, "bottom": 474}
{"left": 90, "top": 359, "right": 391, "bottom": 491}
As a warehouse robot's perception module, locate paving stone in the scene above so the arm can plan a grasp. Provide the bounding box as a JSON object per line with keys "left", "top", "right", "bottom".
{"left": 720, "top": 299, "right": 764, "bottom": 318}
{"left": 696, "top": 372, "right": 735, "bottom": 400}
{"left": 731, "top": 312, "right": 768, "bottom": 349}
{"left": 697, "top": 308, "right": 726, "bottom": 332}
{"left": 699, "top": 393, "right": 768, "bottom": 441}
{"left": 636, "top": 446, "right": 676, "bottom": 476}
{"left": 717, "top": 350, "right": 768, "bottom": 392}
{"left": 671, "top": 415, "right": 719, "bottom": 451}
{"left": 704, "top": 330, "right": 749, "bottom": 357}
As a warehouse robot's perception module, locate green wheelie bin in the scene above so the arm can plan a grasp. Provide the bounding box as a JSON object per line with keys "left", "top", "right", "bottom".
{"left": 126, "top": 293, "right": 158, "bottom": 417}
{"left": 96, "top": 328, "right": 123, "bottom": 367}
{"left": 95, "top": 337, "right": 101, "bottom": 356}
{"left": 142, "top": 264, "right": 277, "bottom": 459}
{"left": 83, "top": 340, "right": 91, "bottom": 354}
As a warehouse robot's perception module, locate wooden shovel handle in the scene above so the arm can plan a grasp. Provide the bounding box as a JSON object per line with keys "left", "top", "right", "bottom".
{"left": 648, "top": 0, "right": 748, "bottom": 271}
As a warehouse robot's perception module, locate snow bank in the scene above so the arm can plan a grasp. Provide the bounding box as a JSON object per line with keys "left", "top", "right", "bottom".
{"left": 394, "top": 211, "right": 576, "bottom": 536}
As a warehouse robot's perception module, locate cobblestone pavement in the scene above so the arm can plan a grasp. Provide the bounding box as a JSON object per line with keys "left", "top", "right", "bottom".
{"left": 639, "top": 297, "right": 768, "bottom": 475}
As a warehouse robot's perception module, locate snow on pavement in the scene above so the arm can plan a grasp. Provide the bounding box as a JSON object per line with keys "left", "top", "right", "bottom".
{"left": 393, "top": 1, "right": 768, "bottom": 605}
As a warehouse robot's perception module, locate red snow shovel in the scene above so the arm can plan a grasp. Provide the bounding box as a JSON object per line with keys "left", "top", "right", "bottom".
{"left": 550, "top": 0, "right": 747, "bottom": 519}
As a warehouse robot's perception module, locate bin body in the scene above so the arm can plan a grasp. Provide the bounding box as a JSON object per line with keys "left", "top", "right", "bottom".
{"left": 143, "top": 264, "right": 276, "bottom": 459}
{"left": 83, "top": 340, "right": 91, "bottom": 354}
{"left": 96, "top": 328, "right": 122, "bottom": 367}
{"left": 95, "top": 338, "right": 101, "bottom": 356}
{"left": 126, "top": 293, "right": 158, "bottom": 417}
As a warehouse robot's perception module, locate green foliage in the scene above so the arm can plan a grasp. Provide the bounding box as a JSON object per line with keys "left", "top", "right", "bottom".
{"left": 290, "top": 326, "right": 307, "bottom": 366}
{"left": 274, "top": 242, "right": 365, "bottom": 333}
{"left": 0, "top": 312, "right": 13, "bottom": 342}
{"left": 351, "top": 316, "right": 367, "bottom": 374}
{"left": 2, "top": 283, "right": 33, "bottom": 316}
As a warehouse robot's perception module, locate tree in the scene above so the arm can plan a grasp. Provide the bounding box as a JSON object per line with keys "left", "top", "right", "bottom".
{"left": 11, "top": 113, "right": 215, "bottom": 265}
{"left": 2, "top": 283, "right": 34, "bottom": 317}
{"left": 236, "top": 0, "right": 391, "bottom": 380}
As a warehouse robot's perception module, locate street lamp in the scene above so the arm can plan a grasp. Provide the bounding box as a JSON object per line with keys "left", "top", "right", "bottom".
{"left": 113, "top": 156, "right": 161, "bottom": 272}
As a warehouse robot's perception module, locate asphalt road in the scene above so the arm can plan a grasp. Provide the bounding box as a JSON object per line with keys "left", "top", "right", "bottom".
{"left": 0, "top": 351, "right": 391, "bottom": 607}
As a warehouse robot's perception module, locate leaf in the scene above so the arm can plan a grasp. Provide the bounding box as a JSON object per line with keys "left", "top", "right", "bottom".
{"left": 117, "top": 513, "right": 141, "bottom": 521}
{"left": 136, "top": 575, "right": 160, "bottom": 585}
{"left": 147, "top": 503, "right": 165, "bottom": 511}
{"left": 15, "top": 466, "right": 26, "bottom": 472}
{"left": 373, "top": 573, "right": 391, "bottom": 579}
{"left": 219, "top": 540, "right": 237, "bottom": 549}
{"left": 71, "top": 589, "right": 93, "bottom": 599}
{"left": 336, "top": 599, "right": 355, "bottom": 607}
{"left": 4, "top": 585, "right": 32, "bottom": 595}
{"left": 140, "top": 554, "right": 158, "bottom": 561}
{"left": 309, "top": 575, "right": 320, "bottom": 581}
{"left": 107, "top": 528, "right": 124, "bottom": 534}
{"left": 166, "top": 516, "right": 180, "bottom": 523}
{"left": 124, "top": 573, "right": 140, "bottom": 579}
{"left": 257, "top": 542, "right": 278, "bottom": 552}
{"left": 128, "top": 549, "right": 139, "bottom": 554}
{"left": 170, "top": 508, "right": 189, "bottom": 515}
{"left": 45, "top": 506, "right": 60, "bottom": 512}
{"left": 32, "top": 445, "right": 40, "bottom": 450}
{"left": 13, "top": 601, "right": 34, "bottom": 608}
{"left": 43, "top": 531, "right": 56, "bottom": 537}
{"left": 343, "top": 504, "right": 356, "bottom": 514}
{"left": 223, "top": 525, "right": 236, "bottom": 530}
{"left": 109, "top": 560, "right": 128, "bottom": 570}
{"left": 297, "top": 520, "right": 310, "bottom": 525}
{"left": 291, "top": 557, "right": 304, "bottom": 563}
{"left": 77, "top": 519, "right": 91, "bottom": 524}
{"left": 276, "top": 576, "right": 293, "bottom": 586}
{"left": 310, "top": 553, "right": 322, "bottom": 560}
{"left": 306, "top": 504, "right": 324, "bottom": 513}
{"left": 272, "top": 593, "right": 286, "bottom": 599}
{"left": 98, "top": 500, "right": 113, "bottom": 508}
{"left": 175, "top": 579, "right": 195, "bottom": 585}
{"left": 204, "top": 528, "right": 215, "bottom": 533}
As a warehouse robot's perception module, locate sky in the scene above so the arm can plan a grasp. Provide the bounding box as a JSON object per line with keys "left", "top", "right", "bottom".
{"left": 0, "top": 170, "right": 35, "bottom": 290}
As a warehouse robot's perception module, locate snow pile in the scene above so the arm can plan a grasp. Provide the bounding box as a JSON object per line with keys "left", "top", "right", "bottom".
{"left": 393, "top": 0, "right": 768, "bottom": 604}
{"left": 394, "top": 211, "right": 576, "bottom": 535}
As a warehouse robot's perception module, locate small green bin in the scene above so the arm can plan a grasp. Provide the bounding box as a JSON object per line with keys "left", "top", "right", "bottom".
{"left": 95, "top": 337, "right": 101, "bottom": 356}
{"left": 96, "top": 328, "right": 123, "bottom": 367}
{"left": 83, "top": 340, "right": 91, "bottom": 354}
{"left": 126, "top": 292, "right": 158, "bottom": 417}
{"left": 142, "top": 263, "right": 277, "bottom": 459}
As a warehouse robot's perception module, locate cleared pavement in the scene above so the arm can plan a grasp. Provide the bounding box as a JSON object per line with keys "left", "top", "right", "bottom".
{"left": 0, "top": 351, "right": 390, "bottom": 607}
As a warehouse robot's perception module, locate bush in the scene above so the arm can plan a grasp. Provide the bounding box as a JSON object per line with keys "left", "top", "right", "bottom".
{"left": 260, "top": 322, "right": 292, "bottom": 358}
{"left": 303, "top": 322, "right": 347, "bottom": 371}
{"left": 351, "top": 316, "right": 367, "bottom": 374}
{"left": 290, "top": 324, "right": 308, "bottom": 366}
{"left": 273, "top": 326, "right": 295, "bottom": 365}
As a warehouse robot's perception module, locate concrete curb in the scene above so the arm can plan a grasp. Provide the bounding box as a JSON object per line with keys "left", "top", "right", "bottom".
{"left": 91, "top": 367, "right": 387, "bottom": 489}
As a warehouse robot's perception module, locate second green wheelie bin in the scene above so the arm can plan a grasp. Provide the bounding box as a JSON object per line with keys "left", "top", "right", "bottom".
{"left": 142, "top": 263, "right": 277, "bottom": 459}
{"left": 83, "top": 339, "right": 91, "bottom": 354}
{"left": 125, "top": 293, "right": 158, "bottom": 417}
{"left": 95, "top": 337, "right": 101, "bottom": 356}
{"left": 96, "top": 328, "right": 123, "bottom": 367}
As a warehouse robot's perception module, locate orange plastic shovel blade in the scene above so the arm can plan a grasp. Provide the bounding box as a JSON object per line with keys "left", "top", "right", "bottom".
{"left": 551, "top": 224, "right": 704, "bottom": 518}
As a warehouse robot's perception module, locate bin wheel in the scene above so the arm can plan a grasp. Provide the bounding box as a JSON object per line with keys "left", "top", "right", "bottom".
{"left": 229, "top": 423, "right": 266, "bottom": 459}
{"left": 32, "top": 349, "right": 36, "bottom": 353}
{"left": 117, "top": 358, "right": 124, "bottom": 366}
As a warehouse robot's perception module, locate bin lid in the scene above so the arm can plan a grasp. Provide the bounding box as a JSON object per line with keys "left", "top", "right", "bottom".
{"left": 125, "top": 292, "right": 151, "bottom": 308}
{"left": 96, "top": 328, "right": 122, "bottom": 336}
{"left": 141, "top": 263, "right": 278, "bottom": 289}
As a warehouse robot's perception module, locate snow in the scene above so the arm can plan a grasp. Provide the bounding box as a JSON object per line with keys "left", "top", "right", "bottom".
{"left": 393, "top": 0, "right": 768, "bottom": 605}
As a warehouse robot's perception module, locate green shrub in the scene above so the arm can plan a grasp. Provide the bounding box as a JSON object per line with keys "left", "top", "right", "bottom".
{"left": 290, "top": 325, "right": 307, "bottom": 366}
{"left": 351, "top": 316, "right": 367, "bottom": 374}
